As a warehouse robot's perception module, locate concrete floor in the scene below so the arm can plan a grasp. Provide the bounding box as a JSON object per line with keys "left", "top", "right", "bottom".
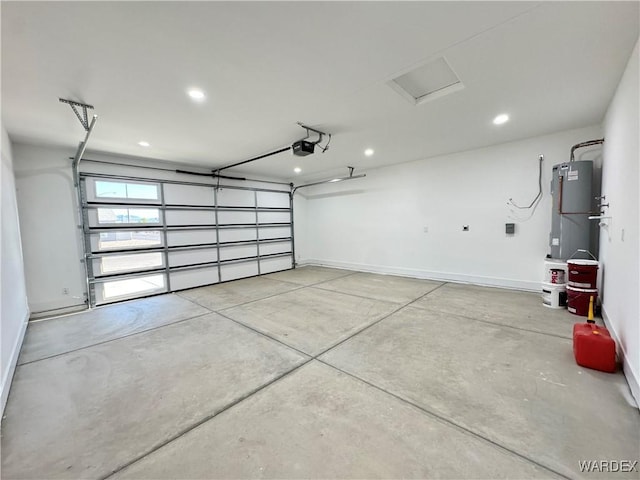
{"left": 2, "top": 267, "right": 638, "bottom": 479}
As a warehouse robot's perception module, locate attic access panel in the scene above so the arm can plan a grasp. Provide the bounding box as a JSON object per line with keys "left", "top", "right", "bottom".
{"left": 389, "top": 57, "right": 464, "bottom": 105}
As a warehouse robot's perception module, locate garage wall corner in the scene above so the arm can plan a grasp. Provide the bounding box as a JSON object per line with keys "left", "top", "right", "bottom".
{"left": 600, "top": 37, "right": 639, "bottom": 406}
{"left": 1, "top": 127, "right": 30, "bottom": 415}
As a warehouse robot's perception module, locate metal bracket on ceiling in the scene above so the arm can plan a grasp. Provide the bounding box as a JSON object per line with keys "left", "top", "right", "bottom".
{"left": 297, "top": 122, "right": 331, "bottom": 152}
{"left": 59, "top": 98, "right": 94, "bottom": 131}
{"left": 292, "top": 166, "right": 366, "bottom": 195}
{"left": 59, "top": 97, "right": 98, "bottom": 170}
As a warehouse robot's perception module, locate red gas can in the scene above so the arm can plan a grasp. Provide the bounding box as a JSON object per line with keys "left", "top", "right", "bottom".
{"left": 572, "top": 323, "right": 616, "bottom": 373}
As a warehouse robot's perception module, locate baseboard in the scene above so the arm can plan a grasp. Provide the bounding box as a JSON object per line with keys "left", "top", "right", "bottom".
{"left": 1, "top": 309, "right": 30, "bottom": 416}
{"left": 29, "top": 303, "right": 87, "bottom": 320}
{"left": 298, "top": 258, "right": 541, "bottom": 292}
{"left": 601, "top": 306, "right": 640, "bottom": 409}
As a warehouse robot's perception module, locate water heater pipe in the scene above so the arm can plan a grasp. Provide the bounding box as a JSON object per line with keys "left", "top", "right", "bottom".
{"left": 570, "top": 138, "right": 604, "bottom": 162}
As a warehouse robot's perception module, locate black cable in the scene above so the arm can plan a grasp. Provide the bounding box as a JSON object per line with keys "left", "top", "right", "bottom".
{"left": 175, "top": 169, "right": 247, "bottom": 181}
{"left": 317, "top": 133, "right": 332, "bottom": 153}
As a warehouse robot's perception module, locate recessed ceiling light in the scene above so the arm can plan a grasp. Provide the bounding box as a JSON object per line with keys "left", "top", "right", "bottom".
{"left": 294, "top": 167, "right": 302, "bottom": 174}
{"left": 364, "top": 148, "right": 374, "bottom": 157}
{"left": 329, "top": 178, "right": 342, "bottom": 183}
{"left": 187, "top": 88, "right": 206, "bottom": 101}
{"left": 493, "top": 113, "right": 509, "bottom": 125}
{"left": 138, "top": 141, "right": 150, "bottom": 147}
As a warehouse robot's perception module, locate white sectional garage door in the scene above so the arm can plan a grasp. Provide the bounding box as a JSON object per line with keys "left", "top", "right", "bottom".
{"left": 80, "top": 173, "right": 293, "bottom": 306}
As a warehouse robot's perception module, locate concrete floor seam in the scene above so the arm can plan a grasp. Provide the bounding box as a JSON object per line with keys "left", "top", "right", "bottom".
{"left": 309, "top": 279, "right": 447, "bottom": 305}
{"left": 265, "top": 269, "right": 357, "bottom": 287}
{"left": 16, "top": 311, "right": 215, "bottom": 367}
{"left": 303, "top": 270, "right": 360, "bottom": 286}
{"left": 5, "top": 270, "right": 637, "bottom": 479}
{"left": 213, "top": 282, "right": 445, "bottom": 364}
{"left": 209, "top": 284, "right": 308, "bottom": 313}
{"left": 315, "top": 358, "right": 571, "bottom": 480}
{"left": 96, "top": 280, "right": 442, "bottom": 479}
{"left": 215, "top": 310, "right": 312, "bottom": 359}
{"left": 410, "top": 304, "right": 574, "bottom": 341}
{"left": 215, "top": 290, "right": 406, "bottom": 360}
{"left": 313, "top": 283, "right": 450, "bottom": 359}
{"left": 101, "top": 358, "right": 314, "bottom": 480}
{"left": 309, "top": 284, "right": 409, "bottom": 304}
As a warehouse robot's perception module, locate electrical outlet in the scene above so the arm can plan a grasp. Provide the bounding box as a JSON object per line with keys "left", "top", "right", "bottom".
{"left": 423, "top": 226, "right": 428, "bottom": 233}
{"left": 62, "top": 288, "right": 69, "bottom": 295}
{"left": 463, "top": 225, "right": 469, "bottom": 231}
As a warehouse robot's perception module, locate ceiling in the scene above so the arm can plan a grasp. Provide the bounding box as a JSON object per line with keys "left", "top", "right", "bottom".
{"left": 2, "top": 1, "right": 638, "bottom": 182}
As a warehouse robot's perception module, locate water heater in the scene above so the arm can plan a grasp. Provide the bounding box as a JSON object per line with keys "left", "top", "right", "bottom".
{"left": 549, "top": 160, "right": 594, "bottom": 259}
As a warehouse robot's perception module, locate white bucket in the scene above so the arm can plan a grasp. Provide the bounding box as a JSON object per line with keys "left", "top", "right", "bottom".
{"left": 542, "top": 281, "right": 567, "bottom": 309}
{"left": 544, "top": 260, "right": 567, "bottom": 283}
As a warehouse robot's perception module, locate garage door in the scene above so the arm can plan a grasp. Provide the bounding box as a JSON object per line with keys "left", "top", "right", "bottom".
{"left": 80, "top": 173, "right": 293, "bottom": 306}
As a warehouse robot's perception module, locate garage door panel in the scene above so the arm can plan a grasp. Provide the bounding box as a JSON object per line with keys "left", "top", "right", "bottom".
{"left": 163, "top": 184, "right": 214, "bottom": 206}
{"left": 165, "top": 210, "right": 216, "bottom": 226}
{"left": 166, "top": 229, "right": 217, "bottom": 247}
{"left": 217, "top": 189, "right": 255, "bottom": 207}
{"left": 169, "top": 248, "right": 218, "bottom": 268}
{"left": 220, "top": 261, "right": 259, "bottom": 282}
{"left": 218, "top": 229, "right": 257, "bottom": 243}
{"left": 257, "top": 211, "right": 290, "bottom": 224}
{"left": 170, "top": 267, "right": 219, "bottom": 291}
{"left": 258, "top": 226, "right": 291, "bottom": 240}
{"left": 256, "top": 191, "right": 289, "bottom": 208}
{"left": 260, "top": 241, "right": 292, "bottom": 256}
{"left": 218, "top": 210, "right": 255, "bottom": 225}
{"left": 260, "top": 256, "right": 293, "bottom": 274}
{"left": 219, "top": 244, "right": 257, "bottom": 261}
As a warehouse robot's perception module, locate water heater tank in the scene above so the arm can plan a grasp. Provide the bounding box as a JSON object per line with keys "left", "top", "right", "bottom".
{"left": 549, "top": 161, "right": 594, "bottom": 260}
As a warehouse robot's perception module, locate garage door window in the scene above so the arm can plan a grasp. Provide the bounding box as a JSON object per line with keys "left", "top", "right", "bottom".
{"left": 94, "top": 180, "right": 159, "bottom": 201}
{"left": 97, "top": 274, "right": 166, "bottom": 303}
{"left": 95, "top": 252, "right": 164, "bottom": 275}
{"left": 95, "top": 231, "right": 163, "bottom": 251}
{"left": 96, "top": 207, "right": 161, "bottom": 225}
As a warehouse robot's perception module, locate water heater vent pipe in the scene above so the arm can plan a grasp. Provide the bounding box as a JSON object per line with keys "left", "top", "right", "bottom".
{"left": 570, "top": 138, "right": 604, "bottom": 162}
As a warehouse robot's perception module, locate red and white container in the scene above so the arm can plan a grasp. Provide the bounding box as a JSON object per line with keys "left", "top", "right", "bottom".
{"left": 567, "top": 286, "right": 598, "bottom": 316}
{"left": 542, "top": 282, "right": 567, "bottom": 309}
{"left": 567, "top": 259, "right": 599, "bottom": 289}
{"left": 544, "top": 260, "right": 567, "bottom": 284}
{"left": 549, "top": 268, "right": 565, "bottom": 284}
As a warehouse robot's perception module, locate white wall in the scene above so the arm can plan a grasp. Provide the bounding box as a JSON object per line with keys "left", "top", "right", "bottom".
{"left": 1, "top": 127, "right": 29, "bottom": 415}
{"left": 600, "top": 38, "right": 639, "bottom": 404}
{"left": 13, "top": 143, "right": 86, "bottom": 315}
{"left": 296, "top": 124, "right": 603, "bottom": 291}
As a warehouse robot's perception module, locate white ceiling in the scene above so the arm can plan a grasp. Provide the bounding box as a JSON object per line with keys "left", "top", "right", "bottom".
{"left": 2, "top": 1, "right": 638, "bottom": 181}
